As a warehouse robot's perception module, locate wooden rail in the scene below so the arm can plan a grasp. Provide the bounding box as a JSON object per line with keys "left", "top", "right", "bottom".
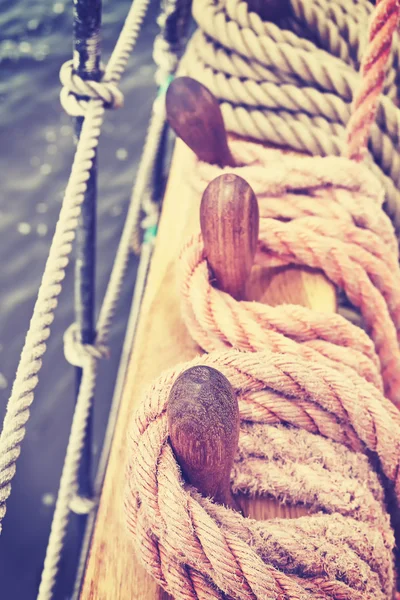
{"left": 80, "top": 138, "right": 336, "bottom": 599}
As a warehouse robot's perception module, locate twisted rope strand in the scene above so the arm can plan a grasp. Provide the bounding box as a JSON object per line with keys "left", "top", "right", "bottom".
{"left": 183, "top": 0, "right": 400, "bottom": 231}
{"left": 0, "top": 0, "right": 166, "bottom": 596}
{"left": 0, "top": 100, "right": 104, "bottom": 528}
{"left": 180, "top": 237, "right": 383, "bottom": 391}
{"left": 123, "top": 0, "right": 400, "bottom": 596}
{"left": 179, "top": 140, "right": 400, "bottom": 407}
{"left": 125, "top": 66, "right": 400, "bottom": 599}
{"left": 346, "top": 0, "right": 400, "bottom": 160}
{"left": 35, "top": 0, "right": 158, "bottom": 596}
{"left": 126, "top": 348, "right": 397, "bottom": 598}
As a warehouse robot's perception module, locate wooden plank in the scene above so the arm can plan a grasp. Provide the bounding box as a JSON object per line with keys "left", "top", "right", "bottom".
{"left": 80, "top": 138, "right": 336, "bottom": 599}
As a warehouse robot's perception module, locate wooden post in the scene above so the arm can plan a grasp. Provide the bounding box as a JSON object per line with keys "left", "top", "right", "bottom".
{"left": 168, "top": 365, "right": 241, "bottom": 511}
{"left": 166, "top": 77, "right": 236, "bottom": 167}
{"left": 200, "top": 174, "right": 259, "bottom": 300}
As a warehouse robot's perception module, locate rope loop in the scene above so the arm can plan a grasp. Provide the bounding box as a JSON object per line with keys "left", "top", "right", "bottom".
{"left": 126, "top": 351, "right": 398, "bottom": 599}
{"left": 69, "top": 494, "right": 96, "bottom": 515}
{"left": 183, "top": 0, "right": 400, "bottom": 231}
{"left": 59, "top": 59, "right": 124, "bottom": 117}
{"left": 125, "top": 134, "right": 400, "bottom": 598}
{"left": 63, "top": 323, "right": 109, "bottom": 368}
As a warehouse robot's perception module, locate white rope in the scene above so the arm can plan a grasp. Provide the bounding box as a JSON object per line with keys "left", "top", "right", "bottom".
{"left": 60, "top": 59, "right": 124, "bottom": 117}
{"left": 70, "top": 231, "right": 156, "bottom": 599}
{"left": 0, "top": 0, "right": 152, "bottom": 597}
{"left": 36, "top": 0, "right": 184, "bottom": 596}
{"left": 184, "top": 0, "right": 400, "bottom": 228}
{"left": 37, "top": 357, "right": 97, "bottom": 600}
{"left": 63, "top": 323, "right": 109, "bottom": 367}
{"left": 129, "top": 93, "right": 167, "bottom": 254}
{"left": 69, "top": 494, "right": 96, "bottom": 515}
{"left": 129, "top": 32, "right": 182, "bottom": 254}
{"left": 0, "top": 99, "right": 104, "bottom": 531}
{"left": 128, "top": 0, "right": 195, "bottom": 253}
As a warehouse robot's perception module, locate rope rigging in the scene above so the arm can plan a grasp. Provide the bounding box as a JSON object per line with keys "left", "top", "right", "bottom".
{"left": 2, "top": 0, "right": 400, "bottom": 597}
{"left": 124, "top": 0, "right": 400, "bottom": 597}
{"left": 0, "top": 0, "right": 190, "bottom": 596}
{"left": 183, "top": 0, "right": 400, "bottom": 230}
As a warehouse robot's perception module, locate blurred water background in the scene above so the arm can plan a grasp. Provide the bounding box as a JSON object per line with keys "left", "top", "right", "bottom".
{"left": 0, "top": 0, "right": 160, "bottom": 596}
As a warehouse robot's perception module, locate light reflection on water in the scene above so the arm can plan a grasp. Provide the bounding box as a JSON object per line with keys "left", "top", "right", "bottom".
{"left": 0, "top": 0, "right": 159, "bottom": 596}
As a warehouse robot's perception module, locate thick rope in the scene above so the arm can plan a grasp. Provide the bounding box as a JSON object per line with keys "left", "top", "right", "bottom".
{"left": 125, "top": 1, "right": 400, "bottom": 597}
{"left": 124, "top": 147, "right": 400, "bottom": 600}
{"left": 181, "top": 0, "right": 400, "bottom": 231}
{"left": 182, "top": 139, "right": 400, "bottom": 398}
{"left": 126, "top": 350, "right": 398, "bottom": 598}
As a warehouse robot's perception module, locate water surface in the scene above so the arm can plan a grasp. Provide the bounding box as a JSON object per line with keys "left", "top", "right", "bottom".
{"left": 0, "top": 0, "right": 159, "bottom": 596}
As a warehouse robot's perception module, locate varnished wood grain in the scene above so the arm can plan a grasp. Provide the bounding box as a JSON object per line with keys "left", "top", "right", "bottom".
{"left": 168, "top": 365, "right": 241, "bottom": 511}
{"left": 200, "top": 174, "right": 259, "bottom": 300}
{"left": 80, "top": 138, "right": 337, "bottom": 599}
{"left": 199, "top": 175, "right": 335, "bottom": 522}
{"left": 247, "top": 264, "right": 337, "bottom": 312}
{"left": 166, "top": 76, "right": 236, "bottom": 167}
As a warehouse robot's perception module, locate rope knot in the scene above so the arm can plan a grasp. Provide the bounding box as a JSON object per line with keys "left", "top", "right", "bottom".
{"left": 69, "top": 494, "right": 96, "bottom": 515}
{"left": 63, "top": 323, "right": 109, "bottom": 368}
{"left": 59, "top": 59, "right": 124, "bottom": 117}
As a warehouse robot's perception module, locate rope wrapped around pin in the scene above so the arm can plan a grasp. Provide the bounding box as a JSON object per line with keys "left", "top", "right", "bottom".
{"left": 124, "top": 1, "right": 400, "bottom": 598}
{"left": 181, "top": 0, "right": 400, "bottom": 232}
{"left": 126, "top": 350, "right": 399, "bottom": 599}
{"left": 181, "top": 141, "right": 400, "bottom": 408}
{"left": 125, "top": 168, "right": 400, "bottom": 599}
{"left": 59, "top": 59, "right": 124, "bottom": 117}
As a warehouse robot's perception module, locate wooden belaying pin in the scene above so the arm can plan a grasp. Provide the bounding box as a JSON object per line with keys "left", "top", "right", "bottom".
{"left": 165, "top": 76, "right": 236, "bottom": 167}
{"left": 167, "top": 365, "right": 241, "bottom": 511}
{"left": 200, "top": 173, "right": 259, "bottom": 301}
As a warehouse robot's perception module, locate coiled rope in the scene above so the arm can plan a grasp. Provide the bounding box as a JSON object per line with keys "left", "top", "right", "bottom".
{"left": 182, "top": 146, "right": 400, "bottom": 407}
{"left": 124, "top": 1, "right": 400, "bottom": 597}
{"left": 181, "top": 0, "right": 400, "bottom": 231}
